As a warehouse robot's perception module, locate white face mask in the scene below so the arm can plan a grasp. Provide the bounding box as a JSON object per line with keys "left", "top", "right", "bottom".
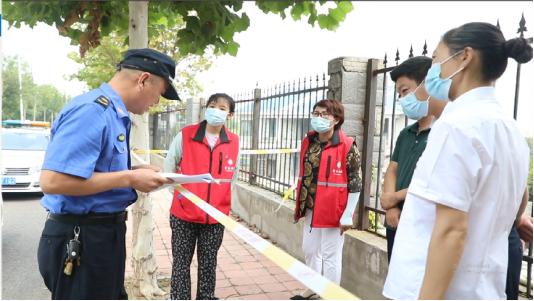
{"left": 424, "top": 50, "right": 465, "bottom": 101}
{"left": 205, "top": 108, "right": 228, "bottom": 126}
{"left": 398, "top": 82, "right": 430, "bottom": 120}
{"left": 310, "top": 116, "right": 332, "bottom": 133}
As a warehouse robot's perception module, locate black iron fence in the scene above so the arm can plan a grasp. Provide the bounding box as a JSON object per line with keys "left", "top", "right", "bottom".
{"left": 228, "top": 75, "right": 328, "bottom": 198}
{"left": 358, "top": 14, "right": 533, "bottom": 298}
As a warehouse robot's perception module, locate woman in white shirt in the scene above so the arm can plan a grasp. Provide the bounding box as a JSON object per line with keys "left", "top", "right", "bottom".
{"left": 383, "top": 22, "right": 532, "bottom": 300}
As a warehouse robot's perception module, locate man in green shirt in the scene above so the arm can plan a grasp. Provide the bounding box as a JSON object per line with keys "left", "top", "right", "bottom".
{"left": 380, "top": 56, "right": 433, "bottom": 262}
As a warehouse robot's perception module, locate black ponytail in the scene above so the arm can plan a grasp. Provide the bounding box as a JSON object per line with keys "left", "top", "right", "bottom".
{"left": 442, "top": 22, "right": 533, "bottom": 81}
{"left": 504, "top": 38, "right": 533, "bottom": 64}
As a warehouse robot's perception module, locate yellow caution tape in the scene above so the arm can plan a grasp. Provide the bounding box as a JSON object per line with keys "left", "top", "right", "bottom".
{"left": 131, "top": 151, "right": 358, "bottom": 299}
{"left": 282, "top": 186, "right": 296, "bottom": 201}
{"left": 175, "top": 185, "right": 358, "bottom": 300}
{"left": 273, "top": 182, "right": 298, "bottom": 213}
{"left": 133, "top": 149, "right": 168, "bottom": 154}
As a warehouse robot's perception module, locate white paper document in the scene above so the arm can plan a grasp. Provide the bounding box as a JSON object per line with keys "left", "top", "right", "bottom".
{"left": 160, "top": 173, "right": 220, "bottom": 185}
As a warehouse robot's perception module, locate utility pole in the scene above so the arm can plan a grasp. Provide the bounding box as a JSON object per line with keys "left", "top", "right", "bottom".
{"left": 17, "top": 56, "right": 24, "bottom": 121}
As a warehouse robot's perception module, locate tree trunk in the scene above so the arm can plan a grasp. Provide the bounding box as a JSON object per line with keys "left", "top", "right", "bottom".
{"left": 128, "top": 1, "right": 165, "bottom": 299}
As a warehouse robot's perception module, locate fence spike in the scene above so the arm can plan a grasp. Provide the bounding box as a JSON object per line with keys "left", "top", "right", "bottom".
{"left": 518, "top": 13, "right": 527, "bottom": 37}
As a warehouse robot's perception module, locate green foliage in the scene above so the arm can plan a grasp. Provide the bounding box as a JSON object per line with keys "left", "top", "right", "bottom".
{"left": 368, "top": 210, "right": 385, "bottom": 233}
{"left": 67, "top": 33, "right": 122, "bottom": 90}
{"left": 3, "top": 1, "right": 354, "bottom": 117}
{"left": 2, "top": 56, "right": 66, "bottom": 122}
{"left": 2, "top": 57, "right": 27, "bottom": 120}
{"left": 3, "top": 1, "right": 354, "bottom": 57}
{"left": 68, "top": 26, "right": 214, "bottom": 113}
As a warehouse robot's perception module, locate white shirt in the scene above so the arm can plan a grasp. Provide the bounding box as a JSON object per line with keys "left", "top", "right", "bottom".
{"left": 383, "top": 87, "right": 530, "bottom": 300}
{"left": 205, "top": 132, "right": 219, "bottom": 149}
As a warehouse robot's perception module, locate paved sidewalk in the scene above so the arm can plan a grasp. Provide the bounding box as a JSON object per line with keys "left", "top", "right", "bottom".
{"left": 125, "top": 189, "right": 306, "bottom": 300}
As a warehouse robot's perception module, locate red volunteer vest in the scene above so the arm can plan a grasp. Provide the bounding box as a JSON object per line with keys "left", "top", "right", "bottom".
{"left": 171, "top": 121, "right": 239, "bottom": 224}
{"left": 295, "top": 130, "right": 353, "bottom": 228}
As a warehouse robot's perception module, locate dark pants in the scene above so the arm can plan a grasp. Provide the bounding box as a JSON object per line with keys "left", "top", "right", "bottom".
{"left": 506, "top": 225, "right": 523, "bottom": 300}
{"left": 170, "top": 215, "right": 225, "bottom": 300}
{"left": 386, "top": 227, "right": 396, "bottom": 263}
{"left": 37, "top": 218, "right": 128, "bottom": 300}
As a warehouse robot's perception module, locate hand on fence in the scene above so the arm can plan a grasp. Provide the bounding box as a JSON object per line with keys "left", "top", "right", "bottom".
{"left": 518, "top": 214, "right": 533, "bottom": 243}
{"left": 385, "top": 207, "right": 401, "bottom": 228}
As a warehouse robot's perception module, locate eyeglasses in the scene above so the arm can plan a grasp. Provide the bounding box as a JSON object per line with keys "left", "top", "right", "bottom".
{"left": 311, "top": 111, "right": 333, "bottom": 118}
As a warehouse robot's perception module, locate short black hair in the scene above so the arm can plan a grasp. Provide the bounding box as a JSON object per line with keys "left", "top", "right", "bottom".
{"left": 390, "top": 56, "right": 432, "bottom": 84}
{"left": 206, "top": 93, "right": 235, "bottom": 113}
{"left": 442, "top": 22, "right": 533, "bottom": 81}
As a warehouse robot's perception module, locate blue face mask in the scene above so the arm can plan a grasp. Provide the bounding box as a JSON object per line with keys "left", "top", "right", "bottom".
{"left": 424, "top": 50, "right": 464, "bottom": 101}
{"left": 310, "top": 116, "right": 332, "bottom": 133}
{"left": 398, "top": 82, "right": 430, "bottom": 120}
{"left": 205, "top": 107, "right": 228, "bottom": 126}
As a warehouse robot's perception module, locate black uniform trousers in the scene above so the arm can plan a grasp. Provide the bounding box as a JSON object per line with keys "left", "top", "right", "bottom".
{"left": 506, "top": 225, "right": 523, "bottom": 300}
{"left": 37, "top": 216, "right": 128, "bottom": 300}
{"left": 386, "top": 227, "right": 396, "bottom": 263}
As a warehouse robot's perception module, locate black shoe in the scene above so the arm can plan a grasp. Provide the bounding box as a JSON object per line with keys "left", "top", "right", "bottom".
{"left": 290, "top": 294, "right": 317, "bottom": 300}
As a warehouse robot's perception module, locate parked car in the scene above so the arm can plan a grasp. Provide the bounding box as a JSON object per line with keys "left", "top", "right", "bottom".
{"left": 2, "top": 126, "right": 50, "bottom": 193}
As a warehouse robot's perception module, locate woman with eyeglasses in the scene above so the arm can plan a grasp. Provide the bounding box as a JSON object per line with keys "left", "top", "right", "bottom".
{"left": 383, "top": 22, "right": 532, "bottom": 299}
{"left": 291, "top": 99, "right": 362, "bottom": 300}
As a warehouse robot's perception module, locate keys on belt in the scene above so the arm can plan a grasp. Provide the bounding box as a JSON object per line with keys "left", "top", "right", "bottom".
{"left": 64, "top": 226, "right": 81, "bottom": 276}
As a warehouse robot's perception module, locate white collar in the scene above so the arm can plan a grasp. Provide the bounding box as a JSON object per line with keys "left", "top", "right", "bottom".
{"left": 441, "top": 86, "right": 497, "bottom": 117}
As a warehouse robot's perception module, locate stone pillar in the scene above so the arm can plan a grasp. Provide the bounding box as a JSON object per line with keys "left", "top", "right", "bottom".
{"left": 327, "top": 57, "right": 385, "bottom": 230}
{"left": 327, "top": 57, "right": 384, "bottom": 152}
{"left": 328, "top": 57, "right": 367, "bottom": 151}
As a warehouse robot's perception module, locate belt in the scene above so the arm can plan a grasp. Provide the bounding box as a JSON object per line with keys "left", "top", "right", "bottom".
{"left": 48, "top": 211, "right": 128, "bottom": 225}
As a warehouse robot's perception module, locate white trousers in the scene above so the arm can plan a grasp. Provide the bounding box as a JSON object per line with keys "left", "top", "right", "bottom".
{"left": 302, "top": 209, "right": 345, "bottom": 285}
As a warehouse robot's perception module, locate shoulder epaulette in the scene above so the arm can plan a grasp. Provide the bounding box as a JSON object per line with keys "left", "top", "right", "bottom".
{"left": 94, "top": 95, "right": 110, "bottom": 108}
